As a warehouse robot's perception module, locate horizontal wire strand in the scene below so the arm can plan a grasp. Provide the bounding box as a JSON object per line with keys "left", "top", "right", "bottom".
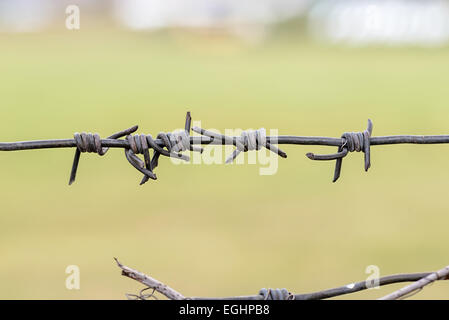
{"left": 5, "top": 134, "right": 449, "bottom": 152}
{"left": 2, "top": 112, "right": 449, "bottom": 184}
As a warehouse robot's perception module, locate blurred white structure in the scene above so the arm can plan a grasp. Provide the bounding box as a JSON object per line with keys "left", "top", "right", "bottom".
{"left": 0, "top": 0, "right": 108, "bottom": 32}
{"left": 0, "top": 0, "right": 309, "bottom": 39}
{"left": 0, "top": 0, "right": 54, "bottom": 32}
{"left": 308, "top": 0, "right": 449, "bottom": 46}
{"left": 3, "top": 0, "right": 449, "bottom": 47}
{"left": 113, "top": 0, "right": 308, "bottom": 40}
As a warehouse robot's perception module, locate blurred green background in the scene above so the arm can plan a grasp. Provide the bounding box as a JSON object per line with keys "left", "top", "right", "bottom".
{"left": 1, "top": 18, "right": 449, "bottom": 299}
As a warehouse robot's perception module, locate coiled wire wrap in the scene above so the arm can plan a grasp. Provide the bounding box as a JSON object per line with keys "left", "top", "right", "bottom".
{"left": 259, "top": 288, "right": 294, "bottom": 300}
{"left": 191, "top": 126, "right": 287, "bottom": 163}
{"left": 69, "top": 125, "right": 139, "bottom": 185}
{"left": 69, "top": 113, "right": 374, "bottom": 185}
{"left": 306, "top": 119, "right": 373, "bottom": 182}
{"left": 124, "top": 130, "right": 196, "bottom": 185}
{"left": 69, "top": 112, "right": 202, "bottom": 185}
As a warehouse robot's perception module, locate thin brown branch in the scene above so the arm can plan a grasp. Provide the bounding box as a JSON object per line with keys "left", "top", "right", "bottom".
{"left": 379, "top": 265, "right": 449, "bottom": 300}
{"left": 114, "top": 258, "right": 185, "bottom": 300}
{"left": 115, "top": 259, "right": 449, "bottom": 300}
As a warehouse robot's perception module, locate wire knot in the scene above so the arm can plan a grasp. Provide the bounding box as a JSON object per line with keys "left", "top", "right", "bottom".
{"left": 192, "top": 126, "right": 287, "bottom": 163}
{"left": 306, "top": 119, "right": 373, "bottom": 182}
{"left": 69, "top": 125, "right": 139, "bottom": 185}
{"left": 74, "top": 132, "right": 108, "bottom": 155}
{"left": 69, "top": 112, "right": 202, "bottom": 186}
{"left": 236, "top": 129, "right": 266, "bottom": 152}
{"left": 170, "top": 130, "right": 191, "bottom": 153}
{"left": 259, "top": 288, "right": 294, "bottom": 300}
{"left": 123, "top": 113, "right": 202, "bottom": 185}
{"left": 124, "top": 130, "right": 197, "bottom": 185}
{"left": 156, "top": 130, "right": 191, "bottom": 154}
{"left": 342, "top": 131, "right": 366, "bottom": 153}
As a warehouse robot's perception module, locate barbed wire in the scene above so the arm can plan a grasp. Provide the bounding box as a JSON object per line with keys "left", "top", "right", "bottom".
{"left": 3, "top": 112, "right": 447, "bottom": 300}
{"left": 2, "top": 112, "right": 449, "bottom": 184}
{"left": 115, "top": 259, "right": 449, "bottom": 300}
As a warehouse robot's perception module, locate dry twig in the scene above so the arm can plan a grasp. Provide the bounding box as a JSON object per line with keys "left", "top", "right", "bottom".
{"left": 115, "top": 258, "right": 185, "bottom": 300}
{"left": 379, "top": 265, "right": 449, "bottom": 300}
{"left": 115, "top": 259, "right": 449, "bottom": 300}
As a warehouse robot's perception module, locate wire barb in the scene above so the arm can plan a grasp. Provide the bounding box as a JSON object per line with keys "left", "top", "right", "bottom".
{"left": 191, "top": 126, "right": 287, "bottom": 163}
{"left": 69, "top": 112, "right": 202, "bottom": 185}
{"left": 306, "top": 119, "right": 373, "bottom": 182}
{"left": 69, "top": 125, "right": 139, "bottom": 185}
{"left": 3, "top": 113, "right": 449, "bottom": 185}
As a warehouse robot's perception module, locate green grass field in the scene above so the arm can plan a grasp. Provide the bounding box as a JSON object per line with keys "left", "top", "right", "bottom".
{"left": 1, "top": 27, "right": 449, "bottom": 299}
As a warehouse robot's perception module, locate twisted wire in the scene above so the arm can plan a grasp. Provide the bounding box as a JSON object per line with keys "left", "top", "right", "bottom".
{"left": 306, "top": 119, "right": 373, "bottom": 182}
{"left": 259, "top": 288, "right": 294, "bottom": 300}
{"left": 117, "top": 259, "right": 449, "bottom": 301}
{"left": 124, "top": 129, "right": 199, "bottom": 185}
{"left": 70, "top": 112, "right": 202, "bottom": 185}
{"left": 4, "top": 112, "right": 449, "bottom": 185}
{"left": 69, "top": 125, "right": 139, "bottom": 185}
{"left": 74, "top": 132, "right": 106, "bottom": 155}
{"left": 191, "top": 126, "right": 287, "bottom": 163}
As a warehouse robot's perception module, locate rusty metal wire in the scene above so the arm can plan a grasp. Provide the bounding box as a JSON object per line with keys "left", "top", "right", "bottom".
{"left": 2, "top": 111, "right": 449, "bottom": 185}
